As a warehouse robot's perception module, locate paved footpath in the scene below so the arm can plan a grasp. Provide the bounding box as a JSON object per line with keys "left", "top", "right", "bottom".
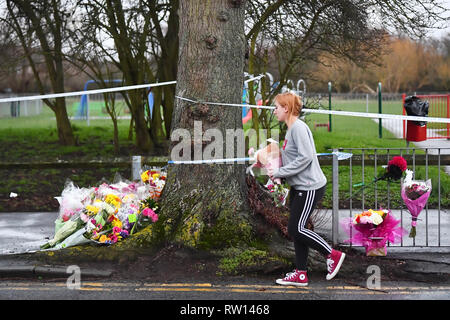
{"left": 0, "top": 211, "right": 58, "bottom": 255}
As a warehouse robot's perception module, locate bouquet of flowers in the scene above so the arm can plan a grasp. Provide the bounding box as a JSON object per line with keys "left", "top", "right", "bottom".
{"left": 265, "top": 179, "right": 290, "bottom": 207}
{"left": 141, "top": 169, "right": 166, "bottom": 200}
{"left": 401, "top": 169, "right": 432, "bottom": 238}
{"left": 380, "top": 156, "right": 408, "bottom": 181}
{"left": 40, "top": 169, "right": 166, "bottom": 250}
{"left": 342, "top": 209, "right": 406, "bottom": 256}
{"left": 247, "top": 139, "right": 289, "bottom": 207}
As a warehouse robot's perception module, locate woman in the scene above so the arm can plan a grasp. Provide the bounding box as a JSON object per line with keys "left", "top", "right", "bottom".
{"left": 267, "top": 92, "right": 345, "bottom": 287}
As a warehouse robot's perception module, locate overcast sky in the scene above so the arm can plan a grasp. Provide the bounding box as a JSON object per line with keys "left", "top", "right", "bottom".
{"left": 427, "top": 0, "right": 450, "bottom": 38}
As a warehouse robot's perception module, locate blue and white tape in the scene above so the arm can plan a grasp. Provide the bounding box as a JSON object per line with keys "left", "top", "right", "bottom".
{"left": 0, "top": 81, "right": 177, "bottom": 104}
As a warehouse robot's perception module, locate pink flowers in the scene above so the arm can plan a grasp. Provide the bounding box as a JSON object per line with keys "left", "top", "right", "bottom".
{"left": 404, "top": 182, "right": 431, "bottom": 200}
{"left": 142, "top": 207, "right": 158, "bottom": 223}
{"left": 401, "top": 170, "right": 432, "bottom": 238}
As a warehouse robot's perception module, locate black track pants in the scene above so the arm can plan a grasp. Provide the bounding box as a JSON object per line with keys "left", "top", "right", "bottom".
{"left": 288, "top": 185, "right": 332, "bottom": 270}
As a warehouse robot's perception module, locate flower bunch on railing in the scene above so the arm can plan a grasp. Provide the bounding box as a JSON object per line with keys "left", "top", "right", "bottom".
{"left": 401, "top": 169, "right": 432, "bottom": 238}
{"left": 350, "top": 156, "right": 408, "bottom": 200}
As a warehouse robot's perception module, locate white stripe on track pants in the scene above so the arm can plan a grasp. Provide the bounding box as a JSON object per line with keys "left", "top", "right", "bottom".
{"left": 287, "top": 185, "right": 332, "bottom": 270}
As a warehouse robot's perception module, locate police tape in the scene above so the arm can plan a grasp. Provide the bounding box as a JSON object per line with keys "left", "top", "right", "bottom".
{"left": 0, "top": 81, "right": 177, "bottom": 104}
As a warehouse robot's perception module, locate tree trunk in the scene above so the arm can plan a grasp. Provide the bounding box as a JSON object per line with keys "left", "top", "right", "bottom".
{"left": 51, "top": 97, "right": 76, "bottom": 146}
{"left": 150, "top": 0, "right": 255, "bottom": 249}
{"left": 129, "top": 91, "right": 153, "bottom": 153}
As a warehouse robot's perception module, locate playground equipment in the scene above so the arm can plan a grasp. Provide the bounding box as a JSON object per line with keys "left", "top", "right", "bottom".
{"left": 242, "top": 72, "right": 279, "bottom": 124}
{"left": 76, "top": 79, "right": 123, "bottom": 122}
{"left": 297, "top": 79, "right": 306, "bottom": 97}
{"left": 75, "top": 75, "right": 303, "bottom": 126}
{"left": 147, "top": 88, "right": 154, "bottom": 120}
{"left": 242, "top": 73, "right": 266, "bottom": 123}
{"left": 75, "top": 79, "right": 154, "bottom": 125}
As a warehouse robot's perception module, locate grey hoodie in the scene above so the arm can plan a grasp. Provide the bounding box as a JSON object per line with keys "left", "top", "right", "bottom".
{"left": 273, "top": 119, "right": 327, "bottom": 190}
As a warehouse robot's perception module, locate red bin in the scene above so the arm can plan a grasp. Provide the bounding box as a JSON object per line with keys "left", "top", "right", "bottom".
{"left": 406, "top": 121, "right": 427, "bottom": 142}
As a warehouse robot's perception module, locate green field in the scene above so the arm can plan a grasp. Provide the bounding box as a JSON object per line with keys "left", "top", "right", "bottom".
{"left": 0, "top": 99, "right": 132, "bottom": 129}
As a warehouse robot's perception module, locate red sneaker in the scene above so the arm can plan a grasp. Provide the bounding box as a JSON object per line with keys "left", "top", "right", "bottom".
{"left": 276, "top": 269, "right": 308, "bottom": 287}
{"left": 326, "top": 249, "right": 345, "bottom": 280}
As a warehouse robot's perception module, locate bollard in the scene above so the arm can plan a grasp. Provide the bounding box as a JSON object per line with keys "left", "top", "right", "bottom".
{"left": 328, "top": 82, "right": 332, "bottom": 132}
{"left": 378, "top": 82, "right": 382, "bottom": 138}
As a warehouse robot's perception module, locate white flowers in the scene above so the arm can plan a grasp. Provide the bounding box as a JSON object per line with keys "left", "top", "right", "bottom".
{"left": 352, "top": 209, "right": 388, "bottom": 226}
{"left": 100, "top": 202, "right": 115, "bottom": 215}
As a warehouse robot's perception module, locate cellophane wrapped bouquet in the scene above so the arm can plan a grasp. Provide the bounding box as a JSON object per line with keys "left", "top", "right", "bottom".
{"left": 41, "top": 169, "right": 166, "bottom": 250}
{"left": 341, "top": 209, "right": 406, "bottom": 256}
{"left": 247, "top": 139, "right": 289, "bottom": 207}
{"left": 401, "top": 169, "right": 432, "bottom": 238}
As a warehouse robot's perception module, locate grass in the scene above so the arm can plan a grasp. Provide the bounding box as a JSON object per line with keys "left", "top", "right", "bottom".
{"left": 0, "top": 119, "right": 137, "bottom": 162}
{"left": 309, "top": 98, "right": 405, "bottom": 152}
{"left": 244, "top": 98, "right": 449, "bottom": 209}
{"left": 0, "top": 98, "right": 131, "bottom": 129}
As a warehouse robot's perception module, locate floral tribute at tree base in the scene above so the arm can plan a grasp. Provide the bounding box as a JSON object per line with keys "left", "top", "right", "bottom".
{"left": 40, "top": 169, "right": 166, "bottom": 250}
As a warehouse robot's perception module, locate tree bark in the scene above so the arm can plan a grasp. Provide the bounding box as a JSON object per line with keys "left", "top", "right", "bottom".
{"left": 51, "top": 97, "right": 75, "bottom": 146}
{"left": 151, "top": 0, "right": 254, "bottom": 249}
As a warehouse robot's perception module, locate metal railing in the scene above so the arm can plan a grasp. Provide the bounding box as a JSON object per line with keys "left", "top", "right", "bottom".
{"left": 331, "top": 147, "right": 450, "bottom": 248}
{"left": 0, "top": 93, "right": 43, "bottom": 118}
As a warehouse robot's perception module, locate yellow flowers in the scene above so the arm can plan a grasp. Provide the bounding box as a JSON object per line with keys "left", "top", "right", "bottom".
{"left": 85, "top": 205, "right": 100, "bottom": 216}
{"left": 141, "top": 171, "right": 150, "bottom": 183}
{"left": 111, "top": 217, "right": 122, "bottom": 229}
{"left": 141, "top": 170, "right": 160, "bottom": 181}
{"left": 140, "top": 169, "right": 166, "bottom": 200}
{"left": 105, "top": 194, "right": 121, "bottom": 209}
